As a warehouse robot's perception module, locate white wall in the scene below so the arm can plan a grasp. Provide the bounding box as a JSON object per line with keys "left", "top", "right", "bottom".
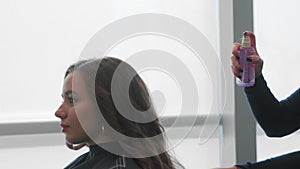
{"left": 253, "top": 0, "right": 300, "bottom": 100}
{"left": 0, "top": 0, "right": 219, "bottom": 120}
{"left": 0, "top": 1, "right": 224, "bottom": 169}
{"left": 253, "top": 0, "right": 300, "bottom": 160}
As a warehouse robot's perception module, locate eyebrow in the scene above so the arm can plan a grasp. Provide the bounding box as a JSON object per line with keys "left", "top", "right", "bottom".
{"left": 61, "top": 90, "right": 79, "bottom": 98}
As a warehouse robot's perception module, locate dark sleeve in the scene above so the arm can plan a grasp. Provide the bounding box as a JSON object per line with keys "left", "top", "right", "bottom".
{"left": 236, "top": 151, "right": 300, "bottom": 169}
{"left": 244, "top": 75, "right": 300, "bottom": 137}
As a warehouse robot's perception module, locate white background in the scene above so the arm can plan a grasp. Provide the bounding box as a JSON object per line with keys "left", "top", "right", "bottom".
{"left": 253, "top": 0, "right": 300, "bottom": 160}
{"left": 0, "top": 0, "right": 218, "bottom": 122}
{"left": 0, "top": 0, "right": 221, "bottom": 169}
{"left": 3, "top": 0, "right": 300, "bottom": 168}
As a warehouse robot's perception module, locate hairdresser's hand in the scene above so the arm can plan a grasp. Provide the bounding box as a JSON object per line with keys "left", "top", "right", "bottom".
{"left": 231, "top": 31, "right": 264, "bottom": 79}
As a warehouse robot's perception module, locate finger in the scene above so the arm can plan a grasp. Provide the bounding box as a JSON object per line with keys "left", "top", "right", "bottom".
{"left": 231, "top": 65, "right": 242, "bottom": 78}
{"left": 231, "top": 55, "right": 243, "bottom": 78}
{"left": 232, "top": 43, "right": 241, "bottom": 57}
{"left": 248, "top": 55, "right": 264, "bottom": 70}
{"left": 231, "top": 55, "right": 242, "bottom": 70}
{"left": 247, "top": 54, "right": 260, "bottom": 64}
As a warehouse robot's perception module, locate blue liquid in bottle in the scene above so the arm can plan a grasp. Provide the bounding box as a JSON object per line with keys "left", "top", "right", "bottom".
{"left": 236, "top": 34, "right": 256, "bottom": 87}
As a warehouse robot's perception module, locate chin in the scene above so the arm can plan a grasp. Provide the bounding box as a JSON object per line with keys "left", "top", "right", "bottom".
{"left": 66, "top": 136, "right": 84, "bottom": 145}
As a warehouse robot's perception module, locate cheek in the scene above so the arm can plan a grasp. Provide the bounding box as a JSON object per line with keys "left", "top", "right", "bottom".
{"left": 75, "top": 104, "right": 102, "bottom": 135}
{"left": 64, "top": 112, "right": 90, "bottom": 143}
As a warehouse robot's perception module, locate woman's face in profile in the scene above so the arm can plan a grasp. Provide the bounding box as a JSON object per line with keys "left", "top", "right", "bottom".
{"left": 55, "top": 71, "right": 101, "bottom": 145}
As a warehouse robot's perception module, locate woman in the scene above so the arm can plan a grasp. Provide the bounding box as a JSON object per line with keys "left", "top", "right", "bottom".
{"left": 55, "top": 57, "right": 183, "bottom": 169}
{"left": 218, "top": 31, "right": 300, "bottom": 169}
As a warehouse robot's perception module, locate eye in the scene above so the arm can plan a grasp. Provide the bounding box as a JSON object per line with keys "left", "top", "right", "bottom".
{"left": 67, "top": 97, "right": 77, "bottom": 104}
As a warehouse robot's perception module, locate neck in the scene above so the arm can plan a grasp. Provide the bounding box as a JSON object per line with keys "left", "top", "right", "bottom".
{"left": 86, "top": 136, "right": 115, "bottom": 146}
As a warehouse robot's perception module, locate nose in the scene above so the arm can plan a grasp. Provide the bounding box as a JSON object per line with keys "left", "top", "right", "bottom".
{"left": 55, "top": 103, "right": 67, "bottom": 119}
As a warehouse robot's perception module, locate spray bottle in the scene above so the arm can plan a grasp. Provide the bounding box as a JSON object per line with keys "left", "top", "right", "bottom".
{"left": 236, "top": 33, "right": 256, "bottom": 87}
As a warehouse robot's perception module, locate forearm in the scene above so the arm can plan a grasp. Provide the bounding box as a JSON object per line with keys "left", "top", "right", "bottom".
{"left": 236, "top": 151, "right": 300, "bottom": 169}
{"left": 244, "top": 75, "right": 300, "bottom": 136}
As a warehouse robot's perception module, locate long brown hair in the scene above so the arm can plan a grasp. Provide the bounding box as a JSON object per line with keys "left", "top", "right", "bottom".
{"left": 65, "top": 57, "right": 184, "bottom": 169}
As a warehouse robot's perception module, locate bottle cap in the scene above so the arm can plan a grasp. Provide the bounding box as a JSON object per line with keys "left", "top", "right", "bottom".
{"left": 241, "top": 35, "right": 251, "bottom": 47}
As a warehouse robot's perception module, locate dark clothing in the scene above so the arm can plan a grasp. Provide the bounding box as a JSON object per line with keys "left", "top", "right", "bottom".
{"left": 65, "top": 143, "right": 141, "bottom": 169}
{"left": 236, "top": 151, "right": 300, "bottom": 169}
{"left": 236, "top": 75, "right": 300, "bottom": 169}
{"left": 245, "top": 75, "right": 300, "bottom": 137}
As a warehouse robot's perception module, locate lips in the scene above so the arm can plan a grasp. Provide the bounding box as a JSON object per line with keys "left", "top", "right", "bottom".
{"left": 60, "top": 124, "right": 70, "bottom": 132}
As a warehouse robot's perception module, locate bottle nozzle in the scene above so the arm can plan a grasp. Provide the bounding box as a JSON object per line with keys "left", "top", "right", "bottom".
{"left": 241, "top": 34, "right": 251, "bottom": 47}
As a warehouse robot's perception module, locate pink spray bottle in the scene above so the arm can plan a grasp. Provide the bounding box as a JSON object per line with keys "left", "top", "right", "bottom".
{"left": 236, "top": 33, "right": 256, "bottom": 87}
